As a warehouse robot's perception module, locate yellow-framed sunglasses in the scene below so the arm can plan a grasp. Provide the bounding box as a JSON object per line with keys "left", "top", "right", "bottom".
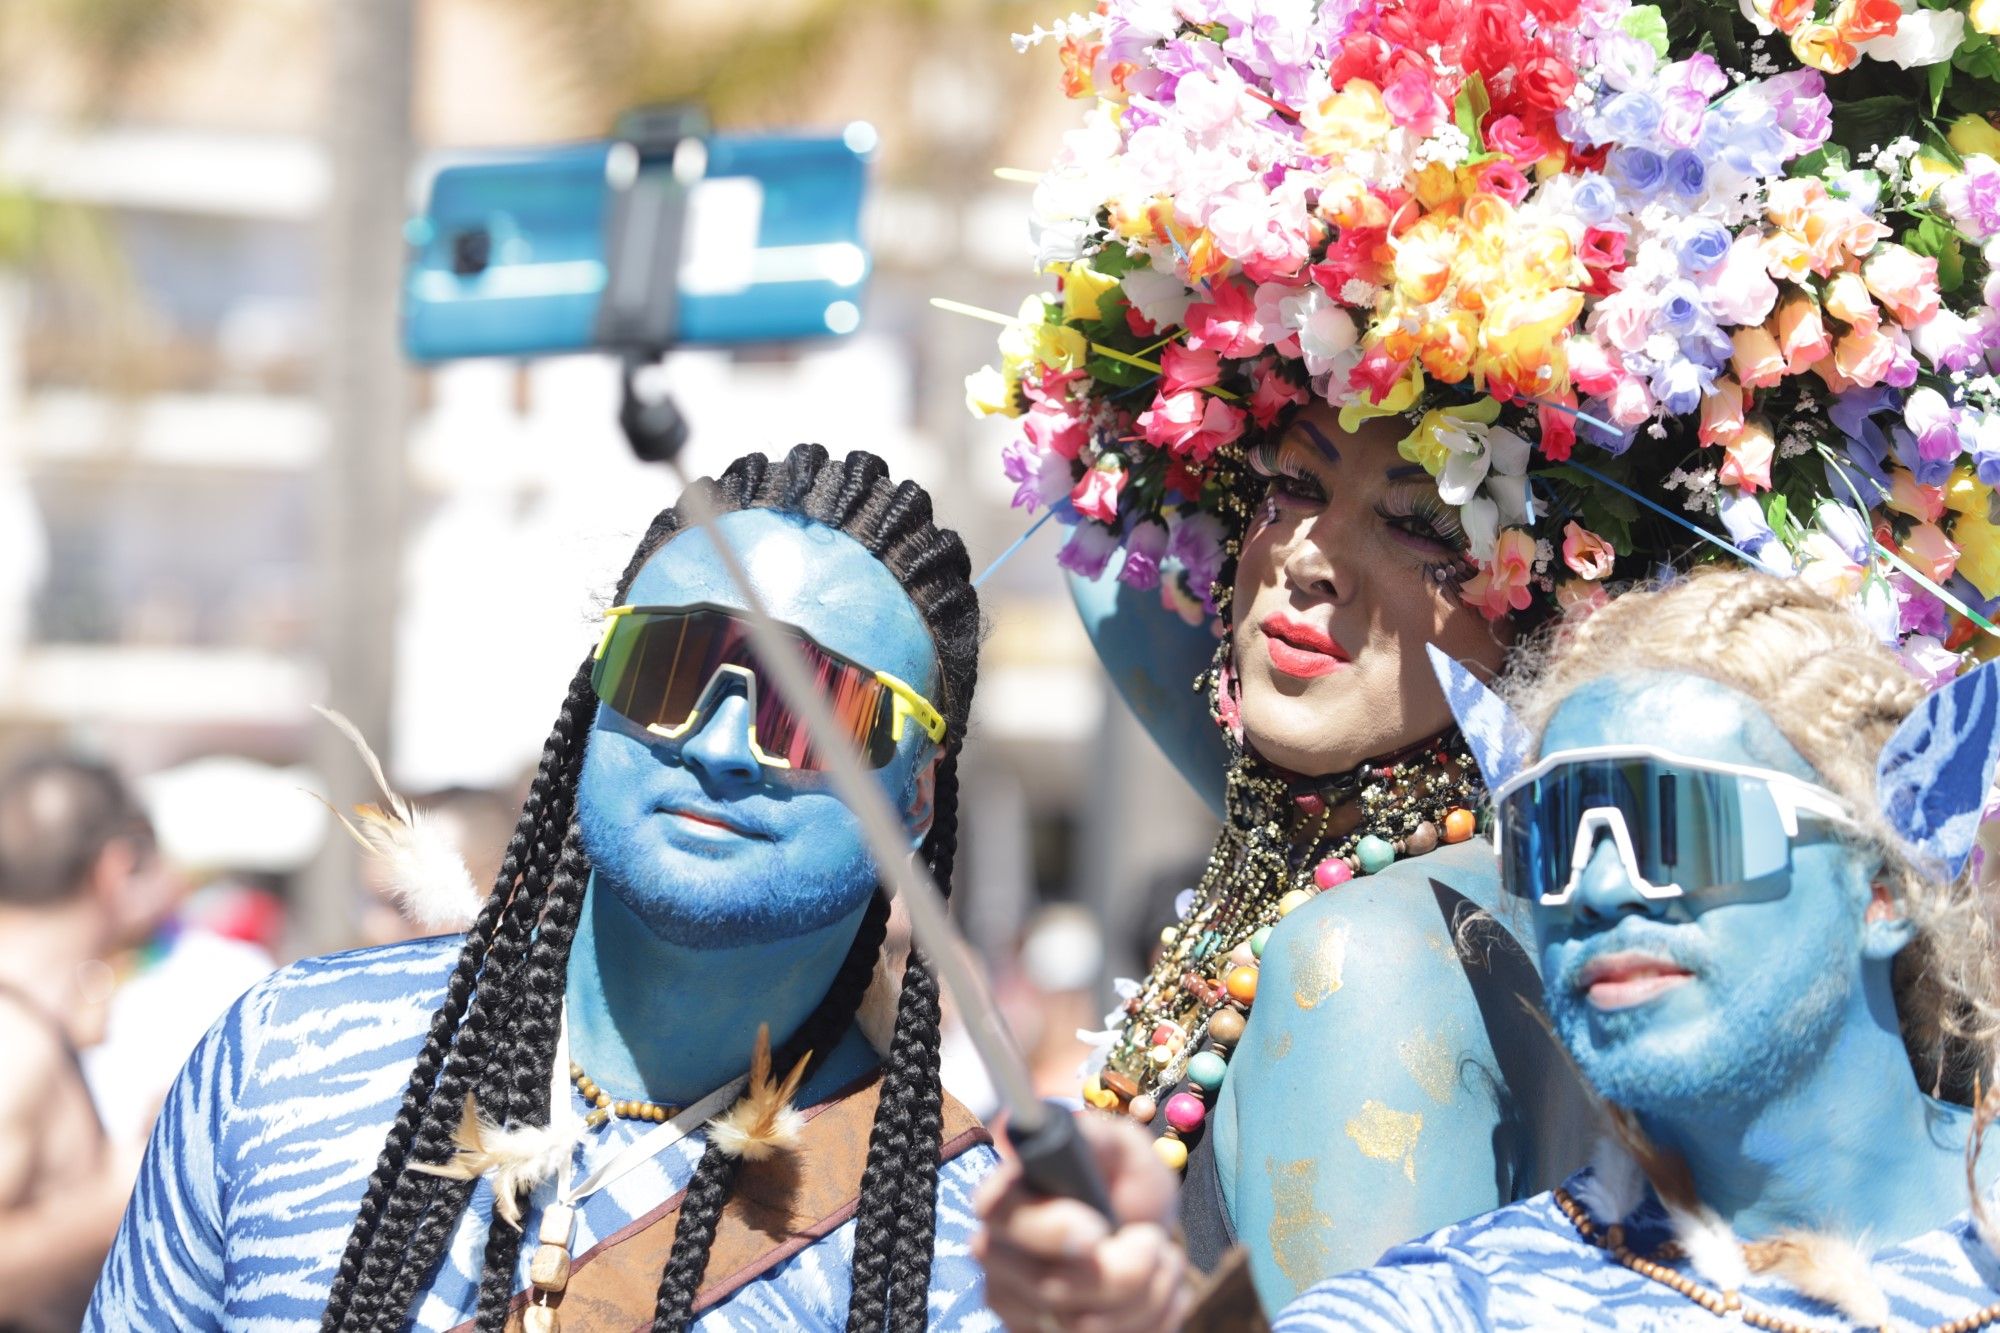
{"left": 591, "top": 603, "right": 947, "bottom": 771}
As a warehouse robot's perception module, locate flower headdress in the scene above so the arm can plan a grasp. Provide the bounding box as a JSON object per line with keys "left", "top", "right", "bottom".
{"left": 965, "top": 0, "right": 2000, "bottom": 675}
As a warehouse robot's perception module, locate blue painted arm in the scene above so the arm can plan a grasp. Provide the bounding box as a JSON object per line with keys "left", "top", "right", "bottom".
{"left": 1211, "top": 841, "right": 1592, "bottom": 1311}
{"left": 1066, "top": 562, "right": 1229, "bottom": 818}
{"left": 85, "top": 1010, "right": 234, "bottom": 1331}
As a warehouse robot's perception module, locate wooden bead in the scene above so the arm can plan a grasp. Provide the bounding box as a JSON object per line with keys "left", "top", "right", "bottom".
{"left": 523, "top": 1304, "right": 561, "bottom": 1333}
{"left": 1224, "top": 965, "right": 1259, "bottom": 1005}
{"left": 1207, "top": 1007, "right": 1246, "bottom": 1048}
{"left": 1442, "top": 808, "right": 1477, "bottom": 843}
{"left": 1127, "top": 1094, "right": 1157, "bottom": 1125}
{"left": 1405, "top": 820, "right": 1439, "bottom": 856}
{"left": 1101, "top": 1070, "right": 1141, "bottom": 1102}
{"left": 538, "top": 1203, "right": 576, "bottom": 1247}
{"left": 1153, "top": 1135, "right": 1189, "bottom": 1172}
{"left": 529, "top": 1242, "right": 571, "bottom": 1292}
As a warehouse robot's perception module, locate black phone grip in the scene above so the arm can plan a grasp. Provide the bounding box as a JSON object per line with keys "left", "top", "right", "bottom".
{"left": 1006, "top": 1101, "right": 1118, "bottom": 1222}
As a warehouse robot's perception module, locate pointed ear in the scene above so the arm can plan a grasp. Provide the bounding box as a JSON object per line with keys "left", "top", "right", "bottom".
{"left": 1426, "top": 644, "right": 1531, "bottom": 791}
{"left": 1877, "top": 661, "right": 2000, "bottom": 879}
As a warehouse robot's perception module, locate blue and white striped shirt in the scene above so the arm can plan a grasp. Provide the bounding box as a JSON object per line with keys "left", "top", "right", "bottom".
{"left": 1274, "top": 1167, "right": 2000, "bottom": 1331}
{"left": 86, "top": 936, "right": 999, "bottom": 1331}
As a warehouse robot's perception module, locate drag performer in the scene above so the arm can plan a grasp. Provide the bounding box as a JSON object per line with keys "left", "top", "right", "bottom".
{"left": 967, "top": 0, "right": 2000, "bottom": 1310}
{"left": 1274, "top": 570, "right": 2000, "bottom": 1329}
{"left": 88, "top": 446, "right": 1000, "bottom": 1332}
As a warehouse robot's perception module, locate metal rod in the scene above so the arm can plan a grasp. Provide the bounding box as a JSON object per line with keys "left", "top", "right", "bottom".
{"left": 661, "top": 459, "right": 1052, "bottom": 1135}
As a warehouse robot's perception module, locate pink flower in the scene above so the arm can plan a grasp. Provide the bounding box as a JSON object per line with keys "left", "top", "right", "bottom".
{"left": 1698, "top": 377, "right": 1746, "bottom": 447}
{"left": 1381, "top": 66, "right": 1446, "bottom": 136}
{"left": 1904, "top": 520, "right": 1962, "bottom": 584}
{"left": 1138, "top": 388, "right": 1247, "bottom": 461}
{"left": 1484, "top": 114, "right": 1547, "bottom": 166}
{"left": 1568, "top": 339, "right": 1623, "bottom": 397}
{"left": 1070, "top": 460, "right": 1126, "bottom": 525}
{"left": 1184, "top": 281, "right": 1270, "bottom": 358}
{"left": 1476, "top": 160, "right": 1532, "bottom": 208}
{"left": 1699, "top": 236, "right": 1781, "bottom": 326}
{"left": 1719, "top": 418, "right": 1776, "bottom": 492}
{"left": 1538, "top": 398, "right": 1578, "bottom": 462}
{"left": 1561, "top": 521, "right": 1616, "bottom": 580}
{"left": 1862, "top": 244, "right": 1940, "bottom": 327}
{"left": 1056, "top": 522, "right": 1120, "bottom": 580}
{"left": 1463, "top": 528, "right": 1538, "bottom": 620}
{"left": 1248, "top": 361, "right": 1309, "bottom": 427}
{"left": 1160, "top": 343, "right": 1222, "bottom": 396}
{"left": 1350, "top": 344, "right": 1412, "bottom": 403}
{"left": 1833, "top": 326, "right": 1896, "bottom": 387}
{"left": 1822, "top": 269, "right": 1879, "bottom": 334}
{"left": 1024, "top": 401, "right": 1091, "bottom": 460}
{"left": 1776, "top": 292, "right": 1832, "bottom": 375}
{"left": 1608, "top": 375, "right": 1655, "bottom": 428}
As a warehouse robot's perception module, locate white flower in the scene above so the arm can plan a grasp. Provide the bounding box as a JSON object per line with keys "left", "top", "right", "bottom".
{"left": 1437, "top": 423, "right": 1532, "bottom": 563}
{"left": 1123, "top": 262, "right": 1194, "bottom": 328}
{"left": 1279, "top": 287, "right": 1359, "bottom": 378}
{"left": 1857, "top": 3, "right": 1965, "bottom": 67}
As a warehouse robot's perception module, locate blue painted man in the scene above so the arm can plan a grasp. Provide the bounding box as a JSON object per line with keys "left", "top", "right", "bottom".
{"left": 1271, "top": 571, "right": 2000, "bottom": 1330}
{"left": 88, "top": 446, "right": 1001, "bottom": 1332}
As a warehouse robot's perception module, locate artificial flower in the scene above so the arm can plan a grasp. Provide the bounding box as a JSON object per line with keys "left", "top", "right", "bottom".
{"left": 1072, "top": 459, "right": 1128, "bottom": 525}
{"left": 1561, "top": 522, "right": 1616, "bottom": 580}
{"left": 1463, "top": 528, "right": 1539, "bottom": 619}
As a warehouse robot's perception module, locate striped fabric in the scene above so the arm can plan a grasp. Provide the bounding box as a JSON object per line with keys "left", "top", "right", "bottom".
{"left": 1273, "top": 1167, "right": 2000, "bottom": 1332}
{"left": 86, "top": 937, "right": 1000, "bottom": 1331}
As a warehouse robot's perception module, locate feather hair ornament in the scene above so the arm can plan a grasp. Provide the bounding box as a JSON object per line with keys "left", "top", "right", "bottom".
{"left": 312, "top": 705, "right": 484, "bottom": 930}
{"left": 1742, "top": 1231, "right": 1891, "bottom": 1329}
{"left": 707, "top": 1023, "right": 811, "bottom": 1161}
{"left": 1572, "top": 1136, "right": 1648, "bottom": 1229}
{"left": 410, "top": 1094, "right": 576, "bottom": 1229}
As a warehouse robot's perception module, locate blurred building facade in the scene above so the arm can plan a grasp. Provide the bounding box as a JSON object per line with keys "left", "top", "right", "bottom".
{"left": 0, "top": 0, "right": 1215, "bottom": 979}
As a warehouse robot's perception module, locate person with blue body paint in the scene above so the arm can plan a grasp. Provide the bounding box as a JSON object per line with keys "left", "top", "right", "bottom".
{"left": 1263, "top": 569, "right": 2000, "bottom": 1330}
{"left": 87, "top": 446, "right": 1002, "bottom": 1333}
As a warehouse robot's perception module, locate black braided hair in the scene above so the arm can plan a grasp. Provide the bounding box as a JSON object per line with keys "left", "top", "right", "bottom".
{"left": 321, "top": 445, "right": 981, "bottom": 1333}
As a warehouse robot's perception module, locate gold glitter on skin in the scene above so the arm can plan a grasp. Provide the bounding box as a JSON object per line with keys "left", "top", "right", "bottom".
{"left": 1265, "top": 1157, "right": 1336, "bottom": 1290}
{"left": 1292, "top": 919, "right": 1351, "bottom": 1010}
{"left": 1346, "top": 1100, "right": 1425, "bottom": 1183}
{"left": 1398, "top": 1026, "right": 1458, "bottom": 1106}
{"left": 1269, "top": 1031, "right": 1294, "bottom": 1062}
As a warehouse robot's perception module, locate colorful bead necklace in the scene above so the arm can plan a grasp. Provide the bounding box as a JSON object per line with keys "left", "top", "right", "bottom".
{"left": 1083, "top": 732, "right": 1483, "bottom": 1171}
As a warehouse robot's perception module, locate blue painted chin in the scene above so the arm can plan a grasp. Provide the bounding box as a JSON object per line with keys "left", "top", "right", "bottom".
{"left": 574, "top": 509, "right": 941, "bottom": 950}
{"left": 1530, "top": 672, "right": 1880, "bottom": 1117}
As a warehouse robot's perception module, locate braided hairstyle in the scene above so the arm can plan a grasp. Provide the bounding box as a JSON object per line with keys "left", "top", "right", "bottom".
{"left": 320, "top": 444, "right": 980, "bottom": 1333}
{"left": 1509, "top": 566, "right": 2000, "bottom": 1104}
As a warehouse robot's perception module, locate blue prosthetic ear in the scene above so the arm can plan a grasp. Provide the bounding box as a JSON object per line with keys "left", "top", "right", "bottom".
{"left": 1877, "top": 660, "right": 2000, "bottom": 878}
{"left": 1426, "top": 645, "right": 1531, "bottom": 791}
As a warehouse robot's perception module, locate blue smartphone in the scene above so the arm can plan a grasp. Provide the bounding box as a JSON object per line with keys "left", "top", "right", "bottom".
{"left": 403, "top": 126, "right": 874, "bottom": 361}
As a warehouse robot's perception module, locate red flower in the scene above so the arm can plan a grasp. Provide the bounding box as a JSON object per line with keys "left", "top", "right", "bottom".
{"left": 1071, "top": 463, "right": 1126, "bottom": 524}
{"left": 1841, "top": 0, "right": 1901, "bottom": 41}
{"left": 1125, "top": 305, "right": 1158, "bottom": 339}
{"left": 1024, "top": 401, "right": 1090, "bottom": 460}
{"left": 1163, "top": 455, "right": 1207, "bottom": 502}
{"left": 1516, "top": 53, "right": 1577, "bottom": 112}
{"left": 1139, "top": 388, "right": 1249, "bottom": 462}
{"left": 1538, "top": 398, "right": 1578, "bottom": 462}
{"left": 1350, "top": 345, "right": 1412, "bottom": 404}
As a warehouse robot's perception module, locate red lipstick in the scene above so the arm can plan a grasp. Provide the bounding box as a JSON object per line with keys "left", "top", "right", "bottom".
{"left": 1260, "top": 613, "right": 1350, "bottom": 679}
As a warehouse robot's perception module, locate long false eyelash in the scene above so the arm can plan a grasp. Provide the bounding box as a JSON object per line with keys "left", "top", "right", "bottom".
{"left": 1377, "top": 493, "right": 1475, "bottom": 587}
{"left": 1245, "top": 436, "right": 1289, "bottom": 479}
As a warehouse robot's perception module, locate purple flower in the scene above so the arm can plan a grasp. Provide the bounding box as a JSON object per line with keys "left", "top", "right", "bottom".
{"left": 1898, "top": 635, "right": 1963, "bottom": 691}
{"left": 1119, "top": 519, "right": 1169, "bottom": 590}
{"left": 1570, "top": 173, "right": 1618, "bottom": 226}
{"left": 1706, "top": 105, "right": 1789, "bottom": 177}
{"left": 1167, "top": 509, "right": 1226, "bottom": 607}
{"left": 1607, "top": 146, "right": 1665, "bottom": 196}
{"left": 1939, "top": 158, "right": 2000, "bottom": 242}
{"left": 1600, "top": 91, "right": 1662, "bottom": 142}
{"left": 1666, "top": 150, "right": 1707, "bottom": 199}
{"left": 1578, "top": 396, "right": 1637, "bottom": 454}
{"left": 1655, "top": 280, "right": 1705, "bottom": 333}
{"left": 1760, "top": 68, "right": 1832, "bottom": 149}
{"left": 1651, "top": 355, "right": 1713, "bottom": 415}
{"left": 1676, "top": 219, "right": 1731, "bottom": 273}
{"left": 1913, "top": 307, "right": 1985, "bottom": 372}
{"left": 1814, "top": 501, "right": 1873, "bottom": 562}
{"left": 1892, "top": 426, "right": 1954, "bottom": 488}
{"left": 1892, "top": 573, "right": 1954, "bottom": 640}
{"left": 1830, "top": 385, "right": 1899, "bottom": 439}
{"left": 1971, "top": 412, "right": 2000, "bottom": 487}
{"left": 1719, "top": 491, "right": 1794, "bottom": 575}
{"left": 1057, "top": 521, "right": 1120, "bottom": 580}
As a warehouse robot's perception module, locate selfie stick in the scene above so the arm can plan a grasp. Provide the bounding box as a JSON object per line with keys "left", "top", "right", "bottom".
{"left": 643, "top": 449, "right": 1113, "bottom": 1220}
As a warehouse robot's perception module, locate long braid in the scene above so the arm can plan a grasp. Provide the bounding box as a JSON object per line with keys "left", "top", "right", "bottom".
{"left": 326, "top": 444, "right": 982, "bottom": 1332}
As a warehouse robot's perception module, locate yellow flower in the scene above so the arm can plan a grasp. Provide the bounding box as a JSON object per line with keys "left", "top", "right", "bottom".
{"left": 1973, "top": 0, "right": 2000, "bottom": 36}
{"left": 998, "top": 296, "right": 1088, "bottom": 375}
{"left": 1952, "top": 114, "right": 2000, "bottom": 161}
{"left": 1338, "top": 364, "right": 1426, "bottom": 432}
{"left": 1947, "top": 465, "right": 1993, "bottom": 516}
{"left": 1479, "top": 286, "right": 1585, "bottom": 396}
{"left": 1302, "top": 80, "right": 1393, "bottom": 159}
{"left": 1909, "top": 151, "right": 1959, "bottom": 203}
{"left": 964, "top": 365, "right": 1019, "bottom": 418}
{"left": 1955, "top": 514, "right": 2000, "bottom": 600}
{"left": 1789, "top": 22, "right": 1858, "bottom": 73}
{"left": 1057, "top": 261, "right": 1120, "bottom": 324}
{"left": 1398, "top": 398, "right": 1503, "bottom": 476}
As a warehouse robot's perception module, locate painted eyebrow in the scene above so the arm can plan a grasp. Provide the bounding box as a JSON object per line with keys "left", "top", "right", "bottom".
{"left": 1386, "top": 464, "right": 1429, "bottom": 480}
{"left": 1295, "top": 421, "right": 1341, "bottom": 465}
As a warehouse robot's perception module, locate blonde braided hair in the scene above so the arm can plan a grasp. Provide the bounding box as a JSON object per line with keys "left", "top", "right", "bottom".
{"left": 1511, "top": 567, "right": 1998, "bottom": 1103}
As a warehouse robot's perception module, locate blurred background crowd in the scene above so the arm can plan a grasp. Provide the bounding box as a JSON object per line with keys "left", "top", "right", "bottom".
{"left": 0, "top": 1, "right": 1222, "bottom": 1325}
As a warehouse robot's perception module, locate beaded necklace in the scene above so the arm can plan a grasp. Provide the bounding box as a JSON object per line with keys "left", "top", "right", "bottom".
{"left": 1552, "top": 1187, "right": 2000, "bottom": 1333}
{"left": 1083, "top": 727, "right": 1483, "bottom": 1171}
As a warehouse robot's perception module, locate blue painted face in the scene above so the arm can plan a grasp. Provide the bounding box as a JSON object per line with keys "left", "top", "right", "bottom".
{"left": 576, "top": 510, "right": 942, "bottom": 949}
{"left": 1532, "top": 672, "right": 1895, "bottom": 1116}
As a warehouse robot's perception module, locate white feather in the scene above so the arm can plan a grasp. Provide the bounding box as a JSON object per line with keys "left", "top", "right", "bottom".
{"left": 313, "top": 706, "right": 484, "bottom": 929}
{"left": 1744, "top": 1231, "right": 1891, "bottom": 1328}
{"left": 1668, "top": 1204, "right": 1753, "bottom": 1292}
{"left": 1573, "top": 1137, "right": 1647, "bottom": 1227}
{"left": 411, "top": 1095, "right": 576, "bottom": 1228}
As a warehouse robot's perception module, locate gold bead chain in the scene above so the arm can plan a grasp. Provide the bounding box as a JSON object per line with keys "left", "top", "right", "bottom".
{"left": 1553, "top": 1188, "right": 2000, "bottom": 1333}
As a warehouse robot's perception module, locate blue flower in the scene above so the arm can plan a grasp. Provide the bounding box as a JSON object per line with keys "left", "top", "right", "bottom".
{"left": 1606, "top": 146, "right": 1665, "bottom": 196}
{"left": 1675, "top": 219, "right": 1731, "bottom": 274}
{"left": 1599, "top": 90, "right": 1663, "bottom": 143}
{"left": 1665, "top": 149, "right": 1707, "bottom": 199}
{"left": 1570, "top": 173, "right": 1618, "bottom": 225}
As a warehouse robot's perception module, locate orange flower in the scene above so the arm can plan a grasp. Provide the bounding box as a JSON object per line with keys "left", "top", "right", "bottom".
{"left": 1059, "top": 34, "right": 1102, "bottom": 98}
{"left": 1463, "top": 528, "right": 1539, "bottom": 620}
{"left": 1775, "top": 292, "right": 1832, "bottom": 374}
{"left": 1700, "top": 378, "right": 1747, "bottom": 447}
{"left": 1418, "top": 309, "right": 1480, "bottom": 383}
{"left": 1561, "top": 522, "right": 1616, "bottom": 581}
{"left": 1791, "top": 22, "right": 1859, "bottom": 72}
{"left": 1719, "top": 418, "right": 1776, "bottom": 493}
{"left": 1832, "top": 0, "right": 1901, "bottom": 43}
{"left": 1822, "top": 270, "right": 1879, "bottom": 333}
{"left": 1732, "top": 326, "right": 1788, "bottom": 388}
